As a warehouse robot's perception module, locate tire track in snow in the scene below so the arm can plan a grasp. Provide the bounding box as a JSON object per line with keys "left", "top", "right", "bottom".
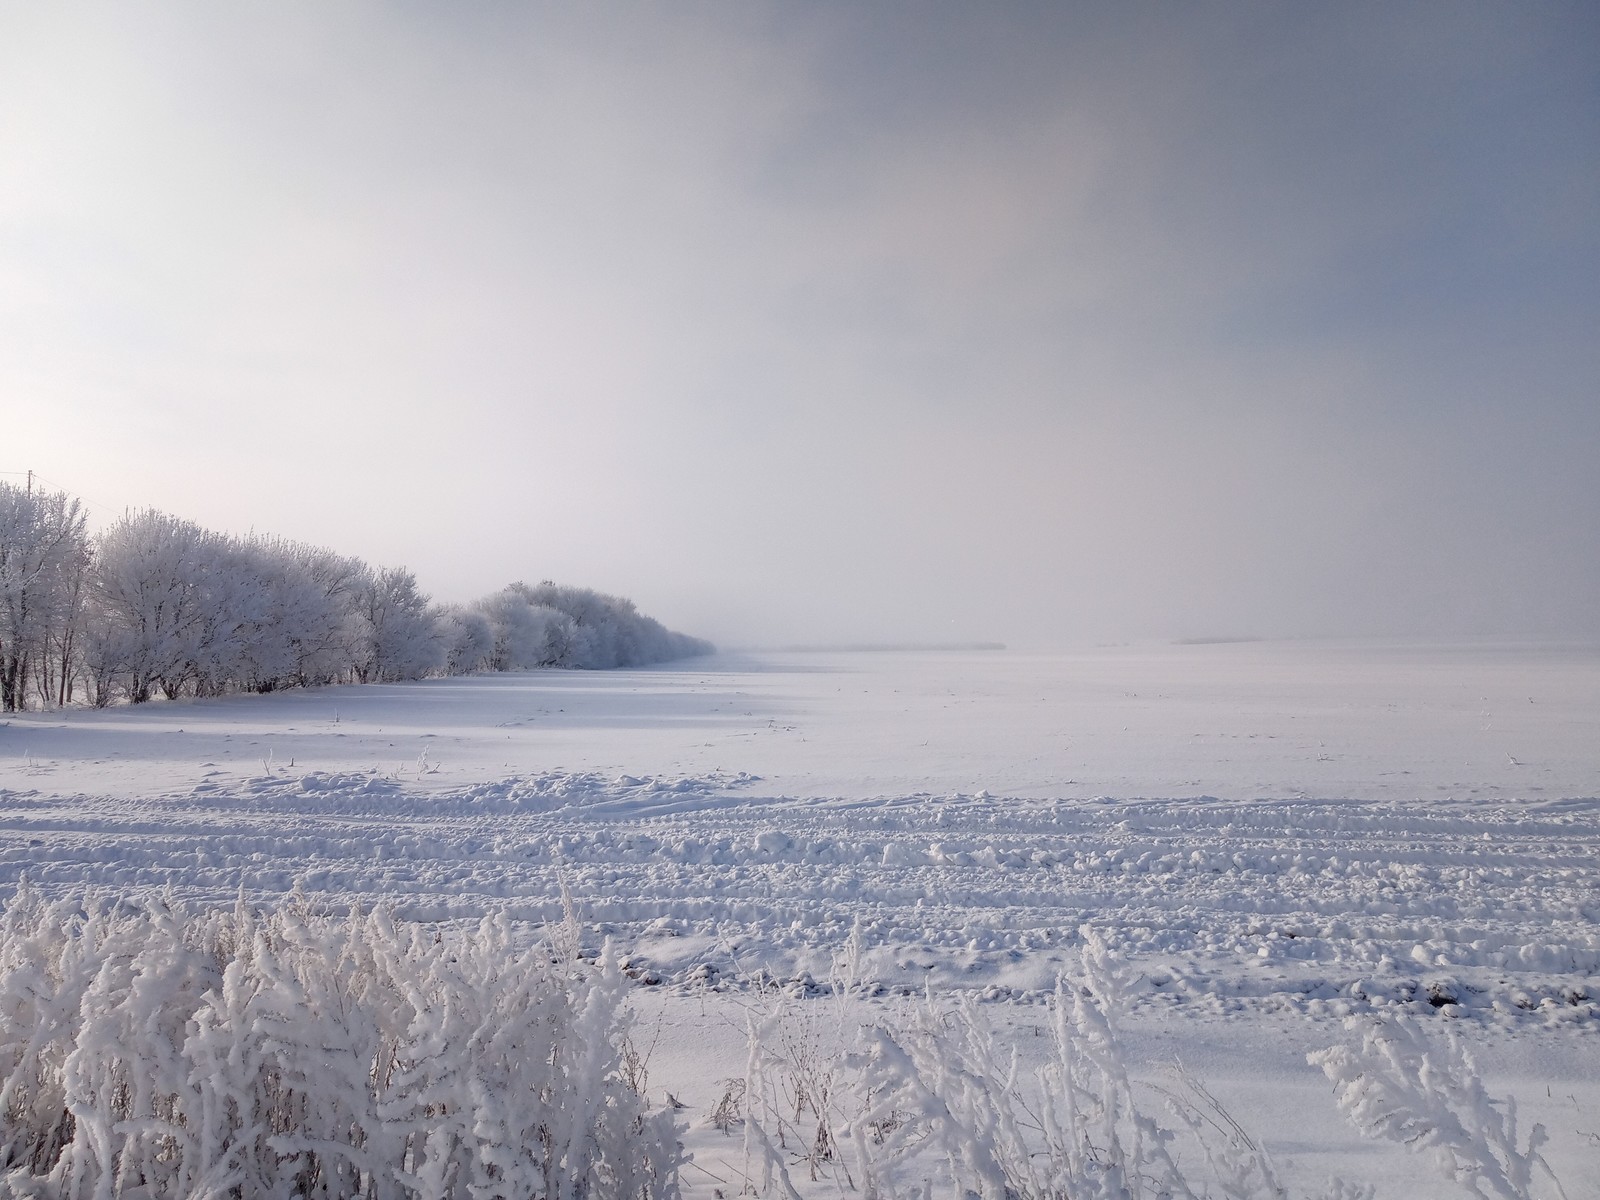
{"left": 2, "top": 771, "right": 1597, "bottom": 1028}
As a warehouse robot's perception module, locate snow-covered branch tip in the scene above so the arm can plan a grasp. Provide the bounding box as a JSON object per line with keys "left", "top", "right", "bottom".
{"left": 1311, "top": 1015, "right": 1568, "bottom": 1200}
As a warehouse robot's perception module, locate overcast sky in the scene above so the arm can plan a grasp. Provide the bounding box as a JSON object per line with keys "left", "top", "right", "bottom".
{"left": 3, "top": 3, "right": 1596, "bottom": 647}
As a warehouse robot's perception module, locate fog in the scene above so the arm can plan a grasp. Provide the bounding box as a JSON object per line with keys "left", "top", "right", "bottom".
{"left": 4, "top": 3, "right": 1596, "bottom": 648}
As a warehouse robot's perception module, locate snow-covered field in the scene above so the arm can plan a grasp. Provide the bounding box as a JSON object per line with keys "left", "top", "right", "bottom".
{"left": 3, "top": 641, "right": 1598, "bottom": 1195}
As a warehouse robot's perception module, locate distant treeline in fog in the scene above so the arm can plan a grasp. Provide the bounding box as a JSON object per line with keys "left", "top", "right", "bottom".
{"left": 0, "top": 481, "right": 712, "bottom": 711}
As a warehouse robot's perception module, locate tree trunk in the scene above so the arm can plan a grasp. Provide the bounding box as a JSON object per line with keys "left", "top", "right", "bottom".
{"left": 0, "top": 655, "right": 21, "bottom": 712}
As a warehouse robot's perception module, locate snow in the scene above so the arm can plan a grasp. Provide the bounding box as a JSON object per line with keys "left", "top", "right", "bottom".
{"left": 2, "top": 639, "right": 1598, "bottom": 1194}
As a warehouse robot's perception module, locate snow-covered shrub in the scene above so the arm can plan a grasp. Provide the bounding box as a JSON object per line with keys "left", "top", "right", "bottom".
{"left": 824, "top": 930, "right": 1371, "bottom": 1200}
{"left": 1310, "top": 1016, "right": 1566, "bottom": 1200}
{"left": 0, "top": 884, "right": 680, "bottom": 1199}
{"left": 730, "top": 933, "right": 1569, "bottom": 1200}
{"left": 740, "top": 998, "right": 855, "bottom": 1197}
{"left": 842, "top": 931, "right": 1221, "bottom": 1200}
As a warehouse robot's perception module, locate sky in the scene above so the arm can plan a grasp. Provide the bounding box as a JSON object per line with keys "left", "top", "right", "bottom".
{"left": 2, "top": 3, "right": 1597, "bottom": 649}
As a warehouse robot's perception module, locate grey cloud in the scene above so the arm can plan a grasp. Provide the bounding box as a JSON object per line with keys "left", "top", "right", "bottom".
{"left": 2, "top": 2, "right": 1595, "bottom": 647}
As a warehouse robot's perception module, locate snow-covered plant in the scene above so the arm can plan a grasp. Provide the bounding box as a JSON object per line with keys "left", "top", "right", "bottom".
{"left": 8, "top": 476, "right": 714, "bottom": 706}
{"left": 1160, "top": 1065, "right": 1319, "bottom": 1200}
{"left": 277, "top": 542, "right": 374, "bottom": 688}
{"left": 0, "top": 483, "right": 89, "bottom": 712}
{"left": 87, "top": 509, "right": 212, "bottom": 702}
{"left": 507, "top": 582, "right": 712, "bottom": 669}
{"left": 731, "top": 927, "right": 882, "bottom": 1200}
{"left": 741, "top": 995, "right": 855, "bottom": 1196}
{"left": 844, "top": 930, "right": 1196, "bottom": 1200}
{"left": 437, "top": 604, "right": 496, "bottom": 675}
{"left": 473, "top": 588, "right": 572, "bottom": 671}
{"left": 1310, "top": 1015, "right": 1568, "bottom": 1200}
{"left": 0, "top": 884, "right": 681, "bottom": 1199}
{"left": 84, "top": 511, "right": 453, "bottom": 701}
{"left": 839, "top": 929, "right": 1367, "bottom": 1200}
{"left": 352, "top": 565, "right": 446, "bottom": 684}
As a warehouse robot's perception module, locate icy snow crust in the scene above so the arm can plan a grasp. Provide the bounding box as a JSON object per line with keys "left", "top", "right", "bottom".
{"left": 3, "top": 642, "right": 1599, "bottom": 1191}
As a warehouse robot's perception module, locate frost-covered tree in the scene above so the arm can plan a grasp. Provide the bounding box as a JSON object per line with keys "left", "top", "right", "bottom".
{"left": 186, "top": 532, "right": 273, "bottom": 697}
{"left": 438, "top": 604, "right": 495, "bottom": 675}
{"left": 86, "top": 510, "right": 210, "bottom": 703}
{"left": 30, "top": 524, "right": 90, "bottom": 708}
{"left": 196, "top": 536, "right": 349, "bottom": 695}
{"left": 510, "top": 581, "right": 712, "bottom": 668}
{"left": 280, "top": 543, "right": 372, "bottom": 688}
{"left": 218, "top": 536, "right": 302, "bottom": 692}
{"left": 8, "top": 483, "right": 711, "bottom": 704}
{"left": 353, "top": 566, "right": 445, "bottom": 683}
{"left": 82, "top": 516, "right": 442, "bottom": 701}
{"left": 0, "top": 483, "right": 90, "bottom": 711}
{"left": 475, "top": 586, "right": 575, "bottom": 670}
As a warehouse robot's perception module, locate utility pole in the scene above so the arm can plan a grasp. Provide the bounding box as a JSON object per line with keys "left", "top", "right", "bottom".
{"left": 25, "top": 470, "right": 31, "bottom": 495}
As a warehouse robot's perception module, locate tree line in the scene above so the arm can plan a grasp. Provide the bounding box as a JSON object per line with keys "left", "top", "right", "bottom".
{"left": 0, "top": 481, "right": 712, "bottom": 712}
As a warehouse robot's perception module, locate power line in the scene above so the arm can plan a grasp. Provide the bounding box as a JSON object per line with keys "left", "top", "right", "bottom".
{"left": 1, "top": 468, "right": 133, "bottom": 521}
{"left": 34, "top": 475, "right": 131, "bottom": 519}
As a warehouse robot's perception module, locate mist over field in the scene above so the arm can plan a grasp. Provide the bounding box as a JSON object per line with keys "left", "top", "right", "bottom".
{"left": 3, "top": 3, "right": 1597, "bottom": 648}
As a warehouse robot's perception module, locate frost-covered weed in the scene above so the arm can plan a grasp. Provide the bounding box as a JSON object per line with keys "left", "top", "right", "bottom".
{"left": 732, "top": 930, "right": 1567, "bottom": 1200}
{"left": 826, "top": 930, "right": 1389, "bottom": 1200}
{"left": 0, "top": 884, "right": 680, "bottom": 1199}
{"left": 1311, "top": 1016, "right": 1568, "bottom": 1200}
{"left": 741, "top": 999, "right": 854, "bottom": 1197}
{"left": 733, "top": 918, "right": 880, "bottom": 1196}
{"left": 842, "top": 929, "right": 1270, "bottom": 1200}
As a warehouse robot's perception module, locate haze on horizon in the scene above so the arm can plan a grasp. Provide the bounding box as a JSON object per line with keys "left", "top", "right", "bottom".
{"left": 3, "top": 3, "right": 1596, "bottom": 651}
